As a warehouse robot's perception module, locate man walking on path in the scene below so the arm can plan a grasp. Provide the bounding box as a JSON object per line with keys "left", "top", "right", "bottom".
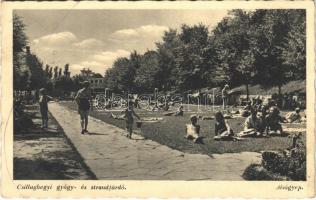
{"left": 75, "top": 81, "right": 93, "bottom": 134}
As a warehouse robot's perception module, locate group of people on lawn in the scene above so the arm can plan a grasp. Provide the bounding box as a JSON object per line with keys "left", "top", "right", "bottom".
{"left": 185, "top": 105, "right": 304, "bottom": 143}
{"left": 37, "top": 81, "right": 305, "bottom": 142}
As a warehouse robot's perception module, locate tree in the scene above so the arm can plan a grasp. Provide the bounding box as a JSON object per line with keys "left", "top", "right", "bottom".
{"left": 102, "top": 9, "right": 305, "bottom": 96}
{"left": 80, "top": 68, "right": 93, "bottom": 77}
{"left": 55, "top": 76, "right": 74, "bottom": 97}
{"left": 127, "top": 51, "right": 141, "bottom": 91}
{"left": 238, "top": 50, "right": 256, "bottom": 100}
{"left": 13, "top": 14, "right": 28, "bottom": 53}
{"left": 134, "top": 51, "right": 160, "bottom": 93}
{"left": 280, "top": 10, "right": 306, "bottom": 80}
{"left": 92, "top": 73, "right": 103, "bottom": 78}
{"left": 15, "top": 70, "right": 29, "bottom": 91}
{"left": 13, "top": 14, "right": 29, "bottom": 90}
{"left": 13, "top": 52, "right": 29, "bottom": 90}
{"left": 26, "top": 50, "right": 46, "bottom": 90}
{"left": 53, "top": 66, "right": 59, "bottom": 80}
{"left": 52, "top": 64, "right": 76, "bottom": 97}
{"left": 48, "top": 67, "right": 53, "bottom": 79}
{"left": 229, "top": 10, "right": 255, "bottom": 100}
{"left": 212, "top": 11, "right": 251, "bottom": 87}
{"left": 58, "top": 68, "right": 62, "bottom": 78}
{"left": 251, "top": 10, "right": 300, "bottom": 94}
{"left": 72, "top": 74, "right": 85, "bottom": 91}
{"left": 173, "top": 24, "right": 209, "bottom": 90}
{"left": 44, "top": 65, "right": 50, "bottom": 76}
{"left": 156, "top": 29, "right": 182, "bottom": 91}
{"left": 104, "top": 57, "right": 135, "bottom": 93}
{"left": 63, "top": 64, "right": 70, "bottom": 77}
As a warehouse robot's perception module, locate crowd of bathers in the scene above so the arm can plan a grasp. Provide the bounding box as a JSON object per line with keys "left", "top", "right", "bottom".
{"left": 109, "top": 96, "right": 305, "bottom": 142}
{"left": 185, "top": 102, "right": 305, "bottom": 143}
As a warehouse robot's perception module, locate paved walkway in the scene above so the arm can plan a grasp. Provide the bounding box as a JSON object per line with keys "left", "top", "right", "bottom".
{"left": 14, "top": 105, "right": 93, "bottom": 180}
{"left": 48, "top": 102, "right": 261, "bottom": 180}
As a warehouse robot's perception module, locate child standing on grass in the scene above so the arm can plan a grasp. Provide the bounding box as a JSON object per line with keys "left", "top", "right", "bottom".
{"left": 38, "top": 88, "right": 53, "bottom": 128}
{"left": 124, "top": 101, "right": 140, "bottom": 139}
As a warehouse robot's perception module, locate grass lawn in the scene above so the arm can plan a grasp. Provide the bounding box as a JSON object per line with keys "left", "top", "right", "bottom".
{"left": 59, "top": 101, "right": 306, "bottom": 155}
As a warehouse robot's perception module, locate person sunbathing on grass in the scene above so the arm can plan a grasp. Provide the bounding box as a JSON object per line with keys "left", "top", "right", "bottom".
{"left": 163, "top": 105, "right": 184, "bottom": 116}
{"left": 265, "top": 106, "right": 286, "bottom": 135}
{"left": 185, "top": 115, "right": 201, "bottom": 143}
{"left": 213, "top": 111, "right": 234, "bottom": 141}
{"left": 240, "top": 102, "right": 253, "bottom": 117}
{"left": 174, "top": 105, "right": 184, "bottom": 116}
{"left": 238, "top": 108, "right": 264, "bottom": 137}
{"left": 285, "top": 107, "right": 302, "bottom": 123}
{"left": 110, "top": 112, "right": 125, "bottom": 120}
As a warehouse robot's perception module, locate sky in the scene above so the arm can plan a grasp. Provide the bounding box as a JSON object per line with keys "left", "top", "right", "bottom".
{"left": 16, "top": 10, "right": 228, "bottom": 76}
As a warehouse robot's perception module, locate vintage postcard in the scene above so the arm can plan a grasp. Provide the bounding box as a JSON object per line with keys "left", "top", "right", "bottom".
{"left": 1, "top": 1, "right": 315, "bottom": 198}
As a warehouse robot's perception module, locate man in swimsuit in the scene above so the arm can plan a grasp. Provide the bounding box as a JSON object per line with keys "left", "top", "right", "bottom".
{"left": 75, "top": 81, "right": 92, "bottom": 134}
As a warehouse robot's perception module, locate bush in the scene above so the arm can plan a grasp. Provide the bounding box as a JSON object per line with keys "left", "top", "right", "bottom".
{"left": 14, "top": 100, "right": 36, "bottom": 133}
{"left": 244, "top": 146, "right": 306, "bottom": 181}
{"left": 243, "top": 164, "right": 288, "bottom": 181}
{"left": 287, "top": 149, "right": 306, "bottom": 180}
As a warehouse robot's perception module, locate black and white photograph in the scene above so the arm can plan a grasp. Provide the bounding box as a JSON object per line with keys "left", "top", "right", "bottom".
{"left": 12, "top": 8, "right": 308, "bottom": 181}
{"left": 2, "top": 1, "right": 315, "bottom": 198}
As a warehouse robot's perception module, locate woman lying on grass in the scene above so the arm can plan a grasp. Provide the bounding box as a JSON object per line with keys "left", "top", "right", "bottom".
{"left": 285, "top": 107, "right": 304, "bottom": 123}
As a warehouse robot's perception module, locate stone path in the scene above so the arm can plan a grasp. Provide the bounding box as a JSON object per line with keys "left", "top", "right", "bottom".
{"left": 48, "top": 102, "right": 261, "bottom": 180}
